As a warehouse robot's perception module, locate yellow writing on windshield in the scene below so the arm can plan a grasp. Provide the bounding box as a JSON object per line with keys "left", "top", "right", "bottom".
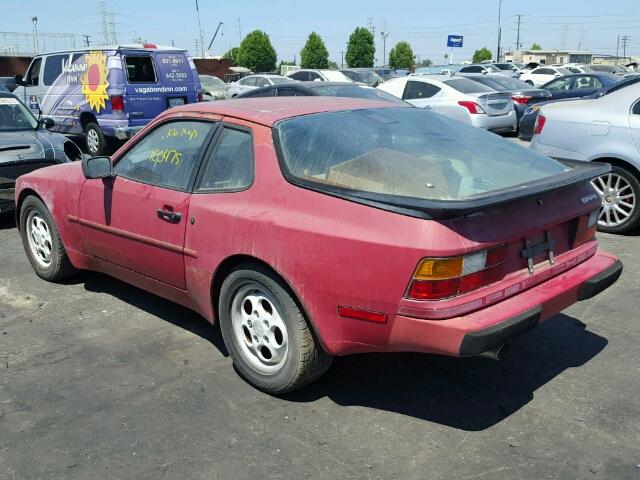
{"left": 150, "top": 148, "right": 183, "bottom": 166}
{"left": 163, "top": 126, "right": 199, "bottom": 141}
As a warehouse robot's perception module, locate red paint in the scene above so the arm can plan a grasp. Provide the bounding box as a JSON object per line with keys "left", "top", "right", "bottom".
{"left": 338, "top": 306, "right": 388, "bottom": 324}
{"left": 14, "top": 97, "right": 621, "bottom": 358}
{"left": 87, "top": 64, "right": 100, "bottom": 90}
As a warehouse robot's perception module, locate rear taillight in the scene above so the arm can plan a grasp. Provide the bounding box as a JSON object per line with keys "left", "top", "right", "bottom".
{"left": 572, "top": 209, "right": 599, "bottom": 248}
{"left": 143, "top": 43, "right": 158, "bottom": 49}
{"left": 534, "top": 114, "right": 546, "bottom": 135}
{"left": 511, "top": 94, "right": 532, "bottom": 104}
{"left": 110, "top": 95, "right": 124, "bottom": 114}
{"left": 457, "top": 100, "right": 486, "bottom": 114}
{"left": 406, "top": 245, "right": 506, "bottom": 300}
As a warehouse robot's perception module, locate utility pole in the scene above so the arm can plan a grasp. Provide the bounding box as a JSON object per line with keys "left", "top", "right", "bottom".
{"left": 381, "top": 30, "right": 389, "bottom": 68}
{"left": 621, "top": 35, "right": 631, "bottom": 64}
{"left": 515, "top": 14, "right": 522, "bottom": 51}
{"left": 108, "top": 12, "right": 117, "bottom": 44}
{"left": 82, "top": 34, "right": 91, "bottom": 47}
{"left": 340, "top": 50, "right": 344, "bottom": 69}
{"left": 100, "top": 1, "right": 109, "bottom": 45}
{"left": 496, "top": 0, "right": 502, "bottom": 61}
{"left": 616, "top": 35, "right": 620, "bottom": 65}
{"left": 195, "top": 0, "right": 205, "bottom": 58}
{"left": 31, "top": 16, "right": 39, "bottom": 53}
{"left": 237, "top": 18, "right": 242, "bottom": 46}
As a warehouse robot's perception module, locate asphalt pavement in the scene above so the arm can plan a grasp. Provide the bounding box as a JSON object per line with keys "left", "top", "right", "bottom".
{"left": 1, "top": 211, "right": 639, "bottom": 480}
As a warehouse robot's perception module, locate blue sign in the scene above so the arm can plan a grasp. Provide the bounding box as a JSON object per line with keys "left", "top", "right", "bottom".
{"left": 447, "top": 35, "right": 463, "bottom": 48}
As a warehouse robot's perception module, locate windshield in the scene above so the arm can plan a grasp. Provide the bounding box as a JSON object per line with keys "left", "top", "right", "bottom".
{"left": 557, "top": 67, "right": 573, "bottom": 75}
{"left": 321, "top": 71, "right": 352, "bottom": 82}
{"left": 485, "top": 65, "right": 501, "bottom": 73}
{"left": 270, "top": 77, "right": 295, "bottom": 85}
{"left": 445, "top": 78, "right": 495, "bottom": 93}
{"left": 275, "top": 108, "right": 568, "bottom": 201}
{"left": 487, "top": 77, "right": 535, "bottom": 90}
{"left": 308, "top": 85, "right": 406, "bottom": 104}
{"left": 0, "top": 97, "right": 38, "bottom": 131}
{"left": 201, "top": 76, "right": 224, "bottom": 86}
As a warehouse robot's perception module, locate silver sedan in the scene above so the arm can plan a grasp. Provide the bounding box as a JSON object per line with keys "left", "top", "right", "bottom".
{"left": 530, "top": 82, "right": 640, "bottom": 233}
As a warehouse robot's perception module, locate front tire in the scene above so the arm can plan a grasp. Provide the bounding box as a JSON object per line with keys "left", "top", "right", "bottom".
{"left": 84, "top": 122, "right": 106, "bottom": 156}
{"left": 20, "top": 196, "right": 75, "bottom": 281}
{"left": 218, "top": 263, "right": 332, "bottom": 394}
{"left": 591, "top": 166, "right": 640, "bottom": 234}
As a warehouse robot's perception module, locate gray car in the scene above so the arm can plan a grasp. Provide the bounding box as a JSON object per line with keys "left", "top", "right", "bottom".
{"left": 0, "top": 92, "right": 81, "bottom": 213}
{"left": 199, "top": 75, "right": 229, "bottom": 101}
{"left": 530, "top": 82, "right": 640, "bottom": 233}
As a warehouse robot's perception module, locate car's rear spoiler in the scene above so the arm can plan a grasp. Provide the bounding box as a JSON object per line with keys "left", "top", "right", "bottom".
{"left": 287, "top": 159, "right": 610, "bottom": 220}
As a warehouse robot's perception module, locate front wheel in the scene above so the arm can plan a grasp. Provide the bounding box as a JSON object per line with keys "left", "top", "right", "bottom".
{"left": 591, "top": 166, "right": 640, "bottom": 234}
{"left": 218, "top": 263, "right": 332, "bottom": 394}
{"left": 20, "top": 196, "right": 75, "bottom": 281}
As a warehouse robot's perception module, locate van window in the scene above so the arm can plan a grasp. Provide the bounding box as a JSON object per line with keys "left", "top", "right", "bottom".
{"left": 43, "top": 54, "right": 69, "bottom": 86}
{"left": 125, "top": 56, "right": 157, "bottom": 83}
{"left": 25, "top": 58, "right": 42, "bottom": 87}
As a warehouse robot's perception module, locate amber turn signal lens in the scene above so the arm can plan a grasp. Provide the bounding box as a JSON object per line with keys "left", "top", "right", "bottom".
{"left": 414, "top": 257, "right": 463, "bottom": 280}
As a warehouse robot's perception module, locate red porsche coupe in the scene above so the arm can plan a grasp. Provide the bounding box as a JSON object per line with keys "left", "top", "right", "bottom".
{"left": 15, "top": 97, "right": 622, "bottom": 393}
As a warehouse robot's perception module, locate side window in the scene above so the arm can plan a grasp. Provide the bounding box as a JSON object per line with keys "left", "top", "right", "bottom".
{"left": 43, "top": 54, "right": 69, "bottom": 86}
{"left": 114, "top": 121, "right": 214, "bottom": 190}
{"left": 632, "top": 100, "right": 640, "bottom": 115}
{"left": 574, "top": 76, "right": 602, "bottom": 89}
{"left": 198, "top": 127, "right": 253, "bottom": 191}
{"left": 288, "top": 71, "right": 303, "bottom": 81}
{"left": 124, "top": 56, "right": 157, "bottom": 83}
{"left": 277, "top": 88, "right": 303, "bottom": 97}
{"left": 403, "top": 81, "right": 441, "bottom": 100}
{"left": 244, "top": 88, "right": 274, "bottom": 98}
{"left": 545, "top": 78, "right": 569, "bottom": 91}
{"left": 25, "top": 58, "right": 42, "bottom": 86}
{"left": 255, "top": 77, "right": 270, "bottom": 87}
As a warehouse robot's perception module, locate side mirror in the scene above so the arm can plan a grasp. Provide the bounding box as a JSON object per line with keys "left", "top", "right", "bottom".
{"left": 82, "top": 156, "right": 114, "bottom": 180}
{"left": 15, "top": 74, "right": 25, "bottom": 86}
{"left": 39, "top": 117, "right": 55, "bottom": 130}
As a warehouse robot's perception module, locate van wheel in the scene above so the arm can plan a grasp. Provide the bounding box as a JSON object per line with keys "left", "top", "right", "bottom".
{"left": 84, "top": 122, "right": 106, "bottom": 156}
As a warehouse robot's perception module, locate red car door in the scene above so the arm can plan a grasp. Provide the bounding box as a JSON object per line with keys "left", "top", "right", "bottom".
{"left": 78, "top": 119, "right": 217, "bottom": 289}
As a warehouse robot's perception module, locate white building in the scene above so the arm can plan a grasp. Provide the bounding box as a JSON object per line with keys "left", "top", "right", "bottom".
{"left": 505, "top": 49, "right": 593, "bottom": 65}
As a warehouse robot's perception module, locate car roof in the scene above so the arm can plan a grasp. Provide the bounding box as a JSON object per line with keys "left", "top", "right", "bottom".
{"left": 169, "top": 96, "right": 407, "bottom": 127}
{"left": 298, "top": 81, "right": 367, "bottom": 87}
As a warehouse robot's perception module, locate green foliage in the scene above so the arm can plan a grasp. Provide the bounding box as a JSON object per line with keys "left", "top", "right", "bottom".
{"left": 223, "top": 47, "right": 239, "bottom": 65}
{"left": 328, "top": 60, "right": 339, "bottom": 70}
{"left": 388, "top": 41, "right": 415, "bottom": 70}
{"left": 472, "top": 47, "right": 493, "bottom": 64}
{"left": 300, "top": 32, "right": 329, "bottom": 69}
{"left": 236, "top": 30, "right": 277, "bottom": 72}
{"left": 345, "top": 27, "right": 375, "bottom": 68}
{"left": 417, "top": 58, "right": 433, "bottom": 67}
{"left": 531, "top": 43, "right": 542, "bottom": 50}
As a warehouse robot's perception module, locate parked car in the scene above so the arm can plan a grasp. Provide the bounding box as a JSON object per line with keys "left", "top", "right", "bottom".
{"left": 530, "top": 82, "right": 640, "bottom": 233}
{"left": 235, "top": 81, "right": 406, "bottom": 104}
{"left": 199, "top": 75, "right": 229, "bottom": 101}
{"left": 225, "top": 74, "right": 294, "bottom": 98}
{"left": 519, "top": 66, "right": 572, "bottom": 87}
{"left": 0, "top": 76, "right": 17, "bottom": 92}
{"left": 590, "top": 65, "right": 628, "bottom": 75}
{"left": 518, "top": 76, "right": 636, "bottom": 141}
{"left": 458, "top": 64, "right": 518, "bottom": 78}
{"left": 378, "top": 75, "right": 517, "bottom": 133}
{"left": 13, "top": 45, "right": 201, "bottom": 156}
{"left": 286, "top": 69, "right": 352, "bottom": 82}
{"left": 340, "top": 69, "right": 384, "bottom": 86}
{"left": 374, "top": 68, "right": 398, "bottom": 81}
{"left": 15, "top": 96, "right": 621, "bottom": 393}
{"left": 541, "top": 73, "right": 619, "bottom": 100}
{"left": 0, "top": 93, "right": 81, "bottom": 213}
{"left": 490, "top": 63, "right": 524, "bottom": 75}
{"left": 559, "top": 63, "right": 594, "bottom": 74}
{"left": 466, "top": 75, "right": 551, "bottom": 123}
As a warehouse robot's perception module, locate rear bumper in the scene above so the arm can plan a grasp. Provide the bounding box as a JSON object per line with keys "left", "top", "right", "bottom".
{"left": 113, "top": 125, "right": 143, "bottom": 141}
{"left": 387, "top": 252, "right": 621, "bottom": 356}
{"left": 471, "top": 110, "right": 517, "bottom": 132}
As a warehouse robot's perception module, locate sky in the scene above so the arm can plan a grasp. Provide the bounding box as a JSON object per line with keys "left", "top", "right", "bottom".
{"left": 2, "top": 0, "right": 640, "bottom": 65}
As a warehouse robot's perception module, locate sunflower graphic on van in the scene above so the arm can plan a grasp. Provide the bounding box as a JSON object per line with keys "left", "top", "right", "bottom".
{"left": 80, "top": 51, "right": 109, "bottom": 112}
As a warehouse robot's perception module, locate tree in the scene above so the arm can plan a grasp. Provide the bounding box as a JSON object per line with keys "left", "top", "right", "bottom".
{"left": 472, "top": 47, "right": 493, "bottom": 64}
{"left": 223, "top": 47, "right": 239, "bottom": 65}
{"left": 345, "top": 27, "right": 375, "bottom": 68}
{"left": 388, "top": 41, "right": 415, "bottom": 70}
{"left": 300, "top": 32, "right": 329, "bottom": 69}
{"left": 531, "top": 43, "right": 542, "bottom": 50}
{"left": 417, "top": 58, "right": 433, "bottom": 67}
{"left": 236, "top": 30, "right": 277, "bottom": 73}
{"left": 328, "top": 60, "right": 339, "bottom": 70}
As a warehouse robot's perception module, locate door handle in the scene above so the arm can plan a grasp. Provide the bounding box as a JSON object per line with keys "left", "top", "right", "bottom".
{"left": 157, "top": 208, "right": 182, "bottom": 224}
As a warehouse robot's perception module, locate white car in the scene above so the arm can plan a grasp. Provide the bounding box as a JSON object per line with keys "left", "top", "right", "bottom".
{"left": 377, "top": 75, "right": 517, "bottom": 133}
{"left": 519, "top": 66, "right": 573, "bottom": 87}
{"left": 285, "top": 69, "right": 352, "bottom": 82}
{"left": 226, "top": 74, "right": 295, "bottom": 98}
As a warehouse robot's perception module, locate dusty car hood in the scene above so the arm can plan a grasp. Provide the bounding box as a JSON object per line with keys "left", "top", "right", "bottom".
{"left": 0, "top": 129, "right": 67, "bottom": 165}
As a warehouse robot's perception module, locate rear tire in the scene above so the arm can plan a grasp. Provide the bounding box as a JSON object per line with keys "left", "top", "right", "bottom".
{"left": 218, "top": 263, "right": 332, "bottom": 394}
{"left": 84, "top": 122, "right": 106, "bottom": 156}
{"left": 19, "top": 196, "right": 75, "bottom": 281}
{"left": 592, "top": 166, "right": 640, "bottom": 234}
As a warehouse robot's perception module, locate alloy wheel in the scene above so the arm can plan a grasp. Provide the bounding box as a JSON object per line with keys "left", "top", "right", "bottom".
{"left": 591, "top": 173, "right": 636, "bottom": 228}
{"left": 26, "top": 210, "right": 53, "bottom": 268}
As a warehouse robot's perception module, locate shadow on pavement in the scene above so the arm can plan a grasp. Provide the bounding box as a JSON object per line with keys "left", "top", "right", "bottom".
{"left": 75, "top": 271, "right": 229, "bottom": 357}
{"left": 0, "top": 212, "right": 16, "bottom": 230}
{"left": 285, "top": 314, "right": 607, "bottom": 431}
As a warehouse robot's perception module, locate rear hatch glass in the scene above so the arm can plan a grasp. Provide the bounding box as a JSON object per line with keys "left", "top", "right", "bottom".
{"left": 274, "top": 107, "right": 607, "bottom": 218}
